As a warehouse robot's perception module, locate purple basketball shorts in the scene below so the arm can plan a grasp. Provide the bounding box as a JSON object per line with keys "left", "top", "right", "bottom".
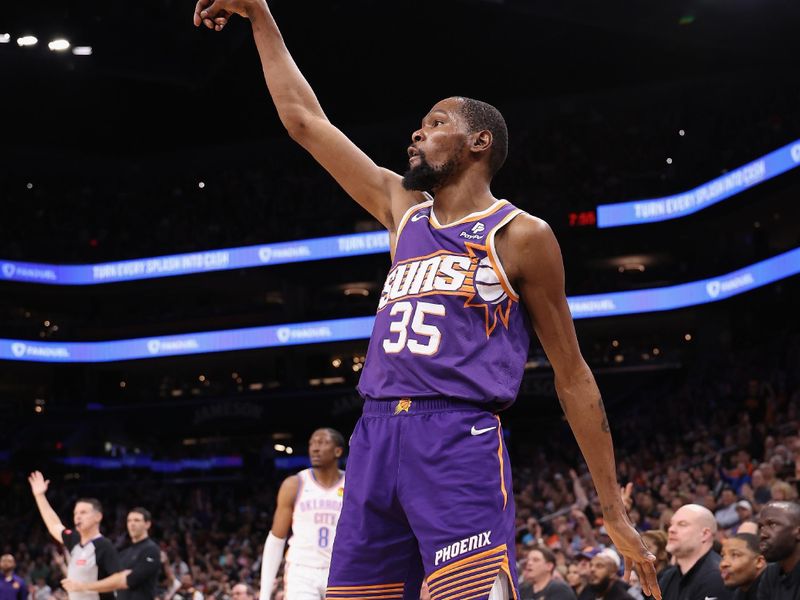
{"left": 325, "top": 398, "right": 518, "bottom": 600}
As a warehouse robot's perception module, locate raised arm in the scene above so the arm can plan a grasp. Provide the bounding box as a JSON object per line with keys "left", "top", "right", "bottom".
{"left": 259, "top": 475, "right": 299, "bottom": 600}
{"left": 28, "top": 471, "right": 66, "bottom": 542}
{"left": 193, "top": 0, "right": 421, "bottom": 234}
{"left": 497, "top": 216, "right": 661, "bottom": 600}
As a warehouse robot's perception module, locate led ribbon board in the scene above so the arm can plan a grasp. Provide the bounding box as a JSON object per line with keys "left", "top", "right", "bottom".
{"left": 2, "top": 248, "right": 798, "bottom": 363}
{"left": 0, "top": 231, "right": 391, "bottom": 285}
{"left": 597, "top": 139, "right": 800, "bottom": 228}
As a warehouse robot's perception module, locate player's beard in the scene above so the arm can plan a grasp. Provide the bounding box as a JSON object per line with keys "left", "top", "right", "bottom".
{"left": 402, "top": 151, "right": 459, "bottom": 192}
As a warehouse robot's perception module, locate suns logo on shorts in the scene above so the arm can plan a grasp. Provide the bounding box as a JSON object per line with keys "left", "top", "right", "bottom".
{"left": 378, "top": 243, "right": 514, "bottom": 337}
{"left": 394, "top": 399, "right": 412, "bottom": 415}
{"left": 337, "top": 487, "right": 344, "bottom": 497}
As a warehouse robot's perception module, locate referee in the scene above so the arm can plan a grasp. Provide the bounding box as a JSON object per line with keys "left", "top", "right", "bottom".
{"left": 29, "top": 472, "right": 121, "bottom": 600}
{"left": 63, "top": 507, "right": 161, "bottom": 600}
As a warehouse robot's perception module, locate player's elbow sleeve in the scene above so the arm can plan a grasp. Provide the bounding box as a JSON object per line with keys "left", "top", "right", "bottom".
{"left": 259, "top": 532, "right": 286, "bottom": 600}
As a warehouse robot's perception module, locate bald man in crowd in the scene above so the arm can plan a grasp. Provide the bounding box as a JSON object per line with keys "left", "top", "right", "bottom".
{"left": 658, "top": 504, "right": 732, "bottom": 599}
{"left": 720, "top": 533, "right": 766, "bottom": 600}
{"left": 757, "top": 500, "right": 800, "bottom": 599}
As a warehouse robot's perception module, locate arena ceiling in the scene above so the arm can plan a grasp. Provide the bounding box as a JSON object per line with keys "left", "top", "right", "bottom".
{"left": 1, "top": 0, "right": 797, "bottom": 157}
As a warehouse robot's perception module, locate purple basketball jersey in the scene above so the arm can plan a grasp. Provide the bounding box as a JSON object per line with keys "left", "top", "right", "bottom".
{"left": 358, "top": 198, "right": 531, "bottom": 409}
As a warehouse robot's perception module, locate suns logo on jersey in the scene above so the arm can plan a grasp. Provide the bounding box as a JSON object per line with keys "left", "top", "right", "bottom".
{"left": 377, "top": 243, "right": 514, "bottom": 337}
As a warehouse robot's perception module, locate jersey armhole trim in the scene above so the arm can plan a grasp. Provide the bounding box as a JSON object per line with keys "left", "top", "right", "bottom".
{"left": 486, "top": 209, "right": 523, "bottom": 302}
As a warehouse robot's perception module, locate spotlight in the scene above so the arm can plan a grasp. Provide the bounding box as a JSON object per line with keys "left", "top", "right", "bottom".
{"left": 0, "top": 34, "right": 10, "bottom": 43}
{"left": 48, "top": 39, "right": 70, "bottom": 51}
{"left": 666, "top": 158, "right": 673, "bottom": 165}
{"left": 17, "top": 36, "right": 38, "bottom": 47}
{"left": 72, "top": 46, "right": 92, "bottom": 56}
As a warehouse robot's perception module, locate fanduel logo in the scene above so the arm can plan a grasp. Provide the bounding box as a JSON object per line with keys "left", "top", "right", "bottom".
{"left": 792, "top": 144, "right": 800, "bottom": 164}
{"left": 276, "top": 327, "right": 331, "bottom": 344}
{"left": 259, "top": 245, "right": 311, "bottom": 264}
{"left": 10, "top": 343, "right": 69, "bottom": 359}
{"left": 706, "top": 273, "right": 755, "bottom": 299}
{"left": 434, "top": 531, "right": 492, "bottom": 566}
{"left": 2, "top": 263, "right": 15, "bottom": 278}
{"left": 148, "top": 339, "right": 199, "bottom": 355}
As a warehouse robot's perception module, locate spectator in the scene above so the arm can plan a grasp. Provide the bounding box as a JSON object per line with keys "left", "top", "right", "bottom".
{"left": 32, "top": 577, "right": 52, "bottom": 600}
{"left": 169, "top": 574, "right": 203, "bottom": 600}
{"left": 640, "top": 531, "right": 669, "bottom": 576}
{"left": 715, "top": 488, "right": 740, "bottom": 530}
{"left": 756, "top": 501, "right": 800, "bottom": 599}
{"left": 0, "top": 555, "right": 27, "bottom": 600}
{"left": 576, "top": 550, "right": 628, "bottom": 600}
{"left": 519, "top": 547, "right": 576, "bottom": 600}
{"left": 659, "top": 504, "right": 731, "bottom": 600}
{"left": 719, "top": 533, "right": 765, "bottom": 600}
{"left": 732, "top": 501, "right": 755, "bottom": 534}
{"left": 564, "top": 564, "right": 585, "bottom": 598}
{"left": 230, "top": 584, "right": 254, "bottom": 600}
{"left": 748, "top": 470, "right": 772, "bottom": 507}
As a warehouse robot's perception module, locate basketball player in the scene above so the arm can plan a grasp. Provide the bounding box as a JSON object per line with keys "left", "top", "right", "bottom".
{"left": 260, "top": 429, "right": 345, "bottom": 600}
{"left": 193, "top": 2, "right": 660, "bottom": 599}
{"left": 28, "top": 472, "right": 121, "bottom": 600}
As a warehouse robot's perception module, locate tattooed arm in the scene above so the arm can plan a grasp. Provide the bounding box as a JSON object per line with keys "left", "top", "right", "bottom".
{"left": 496, "top": 214, "right": 661, "bottom": 599}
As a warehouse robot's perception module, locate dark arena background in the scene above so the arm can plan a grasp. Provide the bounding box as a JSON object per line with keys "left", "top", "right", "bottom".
{"left": 1, "top": 1, "right": 800, "bottom": 599}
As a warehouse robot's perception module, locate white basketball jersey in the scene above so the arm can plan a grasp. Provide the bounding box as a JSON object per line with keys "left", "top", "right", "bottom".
{"left": 286, "top": 468, "right": 345, "bottom": 569}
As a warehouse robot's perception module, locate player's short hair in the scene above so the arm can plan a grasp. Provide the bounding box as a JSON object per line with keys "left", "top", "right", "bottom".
{"left": 129, "top": 507, "right": 152, "bottom": 522}
{"left": 453, "top": 97, "right": 508, "bottom": 177}
{"left": 323, "top": 428, "right": 346, "bottom": 449}
{"left": 76, "top": 497, "right": 103, "bottom": 513}
{"left": 732, "top": 533, "right": 762, "bottom": 554}
{"left": 531, "top": 545, "right": 556, "bottom": 566}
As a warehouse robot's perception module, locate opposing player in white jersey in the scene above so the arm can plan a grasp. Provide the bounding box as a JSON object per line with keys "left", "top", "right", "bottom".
{"left": 260, "top": 428, "right": 345, "bottom": 600}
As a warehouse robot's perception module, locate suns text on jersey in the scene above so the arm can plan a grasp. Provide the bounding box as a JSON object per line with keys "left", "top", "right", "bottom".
{"left": 378, "top": 251, "right": 475, "bottom": 311}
